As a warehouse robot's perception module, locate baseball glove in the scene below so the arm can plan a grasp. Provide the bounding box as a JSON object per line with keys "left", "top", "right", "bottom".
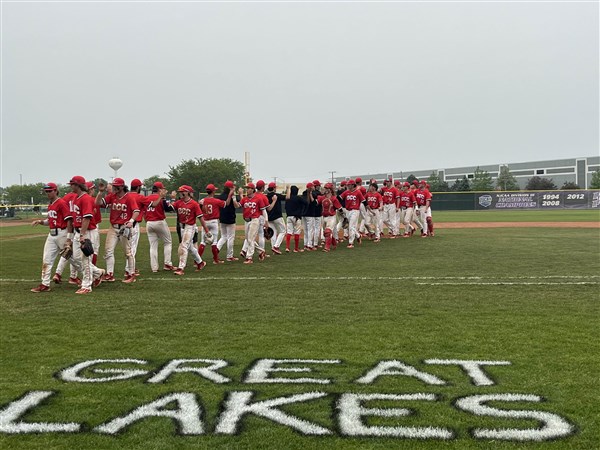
{"left": 118, "top": 227, "right": 131, "bottom": 240}
{"left": 204, "top": 231, "right": 214, "bottom": 245}
{"left": 342, "top": 217, "right": 349, "bottom": 230}
{"left": 81, "top": 238, "right": 94, "bottom": 257}
{"left": 60, "top": 243, "right": 73, "bottom": 259}
{"left": 264, "top": 226, "right": 274, "bottom": 240}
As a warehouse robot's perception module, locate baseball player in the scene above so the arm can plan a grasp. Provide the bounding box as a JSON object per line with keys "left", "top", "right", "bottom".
{"left": 284, "top": 185, "right": 307, "bottom": 253}
{"left": 301, "top": 182, "right": 318, "bottom": 251}
{"left": 52, "top": 189, "right": 81, "bottom": 286}
{"left": 199, "top": 183, "right": 232, "bottom": 264}
{"left": 142, "top": 181, "right": 175, "bottom": 272}
{"left": 317, "top": 183, "right": 343, "bottom": 252}
{"left": 340, "top": 179, "right": 364, "bottom": 248}
{"left": 335, "top": 180, "right": 349, "bottom": 242}
{"left": 96, "top": 177, "right": 140, "bottom": 283}
{"left": 380, "top": 179, "right": 399, "bottom": 238}
{"left": 365, "top": 183, "right": 383, "bottom": 242}
{"left": 355, "top": 177, "right": 368, "bottom": 236}
{"left": 172, "top": 185, "right": 209, "bottom": 275}
{"left": 126, "top": 178, "right": 146, "bottom": 276}
{"left": 265, "top": 182, "right": 286, "bottom": 255}
{"left": 84, "top": 181, "right": 102, "bottom": 264}
{"left": 415, "top": 180, "right": 432, "bottom": 237}
{"left": 312, "top": 180, "right": 324, "bottom": 248}
{"left": 239, "top": 183, "right": 269, "bottom": 263}
{"left": 216, "top": 180, "right": 240, "bottom": 262}
{"left": 425, "top": 182, "right": 435, "bottom": 236}
{"left": 31, "top": 183, "right": 71, "bottom": 293}
{"left": 399, "top": 182, "right": 417, "bottom": 237}
{"left": 66, "top": 176, "right": 105, "bottom": 294}
{"left": 393, "top": 180, "right": 404, "bottom": 237}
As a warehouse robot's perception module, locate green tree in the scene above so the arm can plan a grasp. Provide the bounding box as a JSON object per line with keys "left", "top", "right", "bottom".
{"left": 590, "top": 170, "right": 600, "bottom": 189}
{"left": 471, "top": 167, "right": 494, "bottom": 191}
{"left": 426, "top": 172, "right": 450, "bottom": 192}
{"left": 167, "top": 158, "right": 245, "bottom": 193}
{"left": 526, "top": 176, "right": 557, "bottom": 191}
{"left": 496, "top": 166, "right": 520, "bottom": 191}
{"left": 4, "top": 183, "right": 47, "bottom": 205}
{"left": 560, "top": 181, "right": 580, "bottom": 190}
{"left": 406, "top": 174, "right": 417, "bottom": 184}
{"left": 451, "top": 176, "right": 471, "bottom": 192}
{"left": 144, "top": 175, "right": 171, "bottom": 191}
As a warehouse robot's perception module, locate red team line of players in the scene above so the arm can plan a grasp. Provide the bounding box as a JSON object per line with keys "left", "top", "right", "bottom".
{"left": 30, "top": 175, "right": 434, "bottom": 293}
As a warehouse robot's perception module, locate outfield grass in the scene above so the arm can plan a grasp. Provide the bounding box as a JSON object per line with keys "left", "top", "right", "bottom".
{"left": 0, "top": 211, "right": 598, "bottom": 449}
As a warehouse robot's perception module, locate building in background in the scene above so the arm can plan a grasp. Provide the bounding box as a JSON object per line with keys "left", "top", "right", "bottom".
{"left": 334, "top": 156, "right": 600, "bottom": 190}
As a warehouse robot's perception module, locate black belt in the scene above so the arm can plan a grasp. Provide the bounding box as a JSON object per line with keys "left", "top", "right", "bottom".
{"left": 49, "top": 229, "right": 63, "bottom": 236}
{"left": 74, "top": 228, "right": 81, "bottom": 233}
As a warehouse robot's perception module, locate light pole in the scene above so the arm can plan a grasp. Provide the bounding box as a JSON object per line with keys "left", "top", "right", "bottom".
{"left": 329, "top": 171, "right": 337, "bottom": 184}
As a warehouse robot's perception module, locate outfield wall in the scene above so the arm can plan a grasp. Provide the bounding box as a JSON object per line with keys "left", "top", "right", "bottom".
{"left": 434, "top": 190, "right": 600, "bottom": 211}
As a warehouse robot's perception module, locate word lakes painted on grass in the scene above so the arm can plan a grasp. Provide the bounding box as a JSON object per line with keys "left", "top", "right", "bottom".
{"left": 0, "top": 358, "right": 575, "bottom": 441}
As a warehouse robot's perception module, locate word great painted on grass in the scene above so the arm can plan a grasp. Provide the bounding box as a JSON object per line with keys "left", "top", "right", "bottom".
{"left": 0, "top": 359, "right": 575, "bottom": 442}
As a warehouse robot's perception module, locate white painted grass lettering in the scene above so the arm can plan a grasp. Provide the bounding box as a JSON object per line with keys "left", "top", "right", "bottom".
{"left": 424, "top": 360, "right": 511, "bottom": 386}
{"left": 147, "top": 359, "right": 230, "bottom": 384}
{"left": 245, "top": 359, "right": 341, "bottom": 384}
{"left": 0, "top": 391, "right": 81, "bottom": 434}
{"left": 94, "top": 393, "right": 203, "bottom": 435}
{"left": 59, "top": 359, "right": 149, "bottom": 383}
{"left": 355, "top": 360, "right": 447, "bottom": 386}
{"left": 215, "top": 391, "right": 331, "bottom": 435}
{"left": 337, "top": 393, "right": 453, "bottom": 439}
{"left": 455, "top": 394, "right": 574, "bottom": 441}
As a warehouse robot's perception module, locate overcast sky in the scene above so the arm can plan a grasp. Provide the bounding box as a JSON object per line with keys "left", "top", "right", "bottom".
{"left": 2, "top": 1, "right": 598, "bottom": 187}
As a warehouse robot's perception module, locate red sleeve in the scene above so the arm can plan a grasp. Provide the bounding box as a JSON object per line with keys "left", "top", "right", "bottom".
{"left": 194, "top": 202, "right": 203, "bottom": 218}
{"left": 333, "top": 197, "right": 342, "bottom": 209}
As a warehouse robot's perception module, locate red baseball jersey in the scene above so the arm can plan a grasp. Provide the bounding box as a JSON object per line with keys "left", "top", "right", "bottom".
{"left": 173, "top": 198, "right": 202, "bottom": 225}
{"left": 381, "top": 187, "right": 399, "bottom": 205}
{"left": 201, "top": 197, "right": 226, "bottom": 221}
{"left": 143, "top": 194, "right": 167, "bottom": 222}
{"left": 358, "top": 186, "right": 367, "bottom": 197}
{"left": 240, "top": 195, "right": 267, "bottom": 220}
{"left": 62, "top": 192, "right": 78, "bottom": 222}
{"left": 366, "top": 192, "right": 383, "bottom": 209}
{"left": 399, "top": 190, "right": 417, "bottom": 209}
{"left": 47, "top": 198, "right": 69, "bottom": 230}
{"left": 131, "top": 192, "right": 146, "bottom": 222}
{"left": 340, "top": 189, "right": 364, "bottom": 210}
{"left": 415, "top": 189, "right": 432, "bottom": 206}
{"left": 103, "top": 192, "right": 140, "bottom": 225}
{"left": 317, "top": 195, "right": 342, "bottom": 217}
{"left": 73, "top": 193, "right": 97, "bottom": 230}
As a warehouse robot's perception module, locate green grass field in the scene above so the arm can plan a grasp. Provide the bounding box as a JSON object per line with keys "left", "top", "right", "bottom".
{"left": 1, "top": 210, "right": 598, "bottom": 449}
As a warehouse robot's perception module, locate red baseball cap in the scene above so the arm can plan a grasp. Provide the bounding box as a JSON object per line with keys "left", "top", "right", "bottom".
{"left": 131, "top": 178, "right": 143, "bottom": 188}
{"left": 340, "top": 180, "right": 347, "bottom": 186}
{"left": 355, "top": 177, "right": 362, "bottom": 183}
{"left": 347, "top": 179, "right": 356, "bottom": 185}
{"left": 268, "top": 181, "right": 277, "bottom": 189}
{"left": 43, "top": 182, "right": 58, "bottom": 191}
{"left": 306, "top": 182, "right": 314, "bottom": 189}
{"left": 420, "top": 180, "right": 427, "bottom": 185}
{"left": 245, "top": 183, "right": 256, "bottom": 190}
{"left": 403, "top": 182, "right": 410, "bottom": 187}
{"left": 224, "top": 180, "right": 235, "bottom": 188}
{"left": 312, "top": 180, "right": 321, "bottom": 186}
{"left": 177, "top": 185, "right": 194, "bottom": 193}
{"left": 412, "top": 180, "right": 419, "bottom": 186}
{"left": 85, "top": 181, "right": 96, "bottom": 190}
{"left": 206, "top": 184, "right": 217, "bottom": 192}
{"left": 324, "top": 182, "right": 334, "bottom": 189}
{"left": 69, "top": 176, "right": 86, "bottom": 185}
{"left": 153, "top": 181, "right": 165, "bottom": 189}
{"left": 426, "top": 184, "right": 431, "bottom": 189}
{"left": 394, "top": 180, "right": 401, "bottom": 185}
{"left": 256, "top": 180, "right": 265, "bottom": 188}
{"left": 112, "top": 177, "right": 125, "bottom": 187}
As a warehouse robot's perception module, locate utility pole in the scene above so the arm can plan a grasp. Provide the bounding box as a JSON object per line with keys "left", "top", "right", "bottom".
{"left": 329, "top": 171, "right": 337, "bottom": 184}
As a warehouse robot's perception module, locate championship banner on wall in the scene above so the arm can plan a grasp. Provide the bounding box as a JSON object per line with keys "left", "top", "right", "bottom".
{"left": 475, "top": 191, "right": 600, "bottom": 210}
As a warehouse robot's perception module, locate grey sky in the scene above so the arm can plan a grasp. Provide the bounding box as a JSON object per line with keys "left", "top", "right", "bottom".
{"left": 2, "top": 1, "right": 598, "bottom": 187}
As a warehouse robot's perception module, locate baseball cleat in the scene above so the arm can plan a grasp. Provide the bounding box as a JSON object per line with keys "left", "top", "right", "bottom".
{"left": 173, "top": 268, "right": 184, "bottom": 276}
{"left": 226, "top": 257, "right": 239, "bottom": 262}
{"left": 68, "top": 277, "right": 82, "bottom": 286}
{"left": 102, "top": 273, "right": 116, "bottom": 282}
{"left": 75, "top": 288, "right": 92, "bottom": 295}
{"left": 243, "top": 258, "right": 253, "bottom": 264}
{"left": 122, "top": 274, "right": 137, "bottom": 284}
{"left": 322, "top": 248, "right": 330, "bottom": 253}
{"left": 52, "top": 273, "right": 62, "bottom": 284}
{"left": 163, "top": 264, "right": 175, "bottom": 271}
{"left": 213, "top": 259, "right": 225, "bottom": 264}
{"left": 272, "top": 247, "right": 282, "bottom": 255}
{"left": 258, "top": 251, "right": 266, "bottom": 261}
{"left": 93, "top": 270, "right": 105, "bottom": 288}
{"left": 240, "top": 250, "right": 247, "bottom": 258}
{"left": 347, "top": 244, "right": 354, "bottom": 249}
{"left": 31, "top": 284, "right": 50, "bottom": 293}
{"left": 195, "top": 261, "right": 207, "bottom": 271}
{"left": 285, "top": 248, "right": 290, "bottom": 253}
{"left": 373, "top": 238, "right": 381, "bottom": 243}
